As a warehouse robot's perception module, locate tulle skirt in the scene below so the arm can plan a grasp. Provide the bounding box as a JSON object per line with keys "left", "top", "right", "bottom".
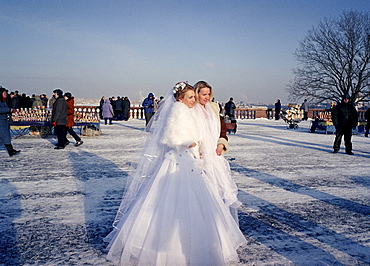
{"left": 106, "top": 150, "right": 247, "bottom": 265}
{"left": 202, "top": 153, "right": 241, "bottom": 209}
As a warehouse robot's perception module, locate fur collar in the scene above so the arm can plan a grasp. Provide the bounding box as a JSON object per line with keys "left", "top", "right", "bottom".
{"left": 161, "top": 102, "right": 201, "bottom": 149}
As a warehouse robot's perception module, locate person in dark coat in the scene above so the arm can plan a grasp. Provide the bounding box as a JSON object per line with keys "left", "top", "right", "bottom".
{"left": 99, "top": 96, "right": 105, "bottom": 119}
{"left": 51, "top": 89, "right": 68, "bottom": 149}
{"left": 122, "top": 96, "right": 131, "bottom": 121}
{"left": 29, "top": 94, "right": 36, "bottom": 108}
{"left": 364, "top": 107, "right": 370, "bottom": 137}
{"left": 64, "top": 92, "right": 83, "bottom": 146}
{"left": 301, "top": 99, "right": 309, "bottom": 120}
{"left": 142, "top": 92, "right": 155, "bottom": 125}
{"left": 9, "top": 92, "right": 20, "bottom": 109}
{"left": 19, "top": 93, "right": 29, "bottom": 108}
{"left": 275, "top": 99, "right": 281, "bottom": 120}
{"left": 40, "top": 94, "right": 48, "bottom": 108}
{"left": 332, "top": 94, "right": 358, "bottom": 155}
{"left": 114, "top": 96, "right": 124, "bottom": 120}
{"left": 224, "top": 97, "right": 236, "bottom": 119}
{"left": 0, "top": 87, "right": 20, "bottom": 156}
{"left": 110, "top": 97, "right": 116, "bottom": 119}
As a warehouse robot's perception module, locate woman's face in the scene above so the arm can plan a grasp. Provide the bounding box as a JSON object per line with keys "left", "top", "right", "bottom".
{"left": 179, "top": 90, "right": 196, "bottom": 108}
{"left": 1, "top": 91, "right": 7, "bottom": 99}
{"left": 197, "top": 87, "right": 211, "bottom": 106}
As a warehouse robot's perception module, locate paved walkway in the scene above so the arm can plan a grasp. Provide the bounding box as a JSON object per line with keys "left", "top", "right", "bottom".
{"left": 1, "top": 119, "right": 369, "bottom": 265}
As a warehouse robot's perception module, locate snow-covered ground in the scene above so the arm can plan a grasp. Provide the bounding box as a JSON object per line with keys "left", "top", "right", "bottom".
{"left": 1, "top": 118, "right": 369, "bottom": 265}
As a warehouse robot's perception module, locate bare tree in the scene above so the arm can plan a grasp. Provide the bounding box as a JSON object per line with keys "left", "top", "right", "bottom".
{"left": 288, "top": 11, "right": 370, "bottom": 104}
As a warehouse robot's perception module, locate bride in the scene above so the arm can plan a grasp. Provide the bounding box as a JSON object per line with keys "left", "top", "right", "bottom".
{"left": 105, "top": 82, "right": 246, "bottom": 265}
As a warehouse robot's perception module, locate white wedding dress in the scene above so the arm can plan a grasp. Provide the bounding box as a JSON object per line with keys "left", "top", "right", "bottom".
{"left": 105, "top": 98, "right": 247, "bottom": 266}
{"left": 194, "top": 102, "right": 241, "bottom": 222}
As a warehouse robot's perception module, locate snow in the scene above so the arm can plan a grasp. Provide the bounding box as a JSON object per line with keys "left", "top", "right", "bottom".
{"left": 1, "top": 118, "right": 370, "bottom": 265}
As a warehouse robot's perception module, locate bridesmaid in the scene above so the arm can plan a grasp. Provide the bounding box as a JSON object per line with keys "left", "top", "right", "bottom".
{"left": 194, "top": 80, "right": 241, "bottom": 223}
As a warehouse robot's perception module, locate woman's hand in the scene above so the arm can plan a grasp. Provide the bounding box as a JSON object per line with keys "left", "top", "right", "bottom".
{"left": 216, "top": 144, "right": 224, "bottom": 156}
{"left": 189, "top": 142, "right": 197, "bottom": 148}
{"left": 188, "top": 142, "right": 202, "bottom": 159}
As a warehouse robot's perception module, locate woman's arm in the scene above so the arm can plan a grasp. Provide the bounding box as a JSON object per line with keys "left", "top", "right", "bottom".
{"left": 0, "top": 104, "right": 10, "bottom": 114}
{"left": 211, "top": 102, "right": 230, "bottom": 154}
{"left": 220, "top": 117, "right": 228, "bottom": 141}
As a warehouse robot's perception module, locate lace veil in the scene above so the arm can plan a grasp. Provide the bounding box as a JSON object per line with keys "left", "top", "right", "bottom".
{"left": 106, "top": 85, "right": 179, "bottom": 238}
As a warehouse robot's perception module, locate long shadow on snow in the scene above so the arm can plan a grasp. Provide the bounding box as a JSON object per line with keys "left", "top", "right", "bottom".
{"left": 238, "top": 190, "right": 370, "bottom": 265}
{"left": 0, "top": 179, "right": 21, "bottom": 266}
{"left": 234, "top": 166, "right": 370, "bottom": 264}
{"left": 231, "top": 163, "right": 370, "bottom": 216}
{"left": 351, "top": 176, "right": 370, "bottom": 188}
{"left": 68, "top": 150, "right": 130, "bottom": 252}
{"left": 237, "top": 121, "right": 306, "bottom": 132}
{"left": 114, "top": 123, "right": 146, "bottom": 131}
{"left": 237, "top": 202, "right": 341, "bottom": 265}
{"left": 235, "top": 123, "right": 369, "bottom": 158}
{"left": 235, "top": 131, "right": 370, "bottom": 157}
{"left": 235, "top": 132, "right": 332, "bottom": 152}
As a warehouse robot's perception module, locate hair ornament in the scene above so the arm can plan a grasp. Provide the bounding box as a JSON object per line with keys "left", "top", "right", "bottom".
{"left": 173, "top": 81, "right": 188, "bottom": 94}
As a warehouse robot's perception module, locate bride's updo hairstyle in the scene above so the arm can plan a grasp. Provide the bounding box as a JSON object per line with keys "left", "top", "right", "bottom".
{"left": 173, "top": 82, "right": 195, "bottom": 101}
{"left": 193, "top": 80, "right": 214, "bottom": 102}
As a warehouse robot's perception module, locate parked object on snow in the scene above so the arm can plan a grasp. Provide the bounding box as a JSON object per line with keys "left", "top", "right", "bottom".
{"left": 224, "top": 115, "right": 237, "bottom": 134}
{"left": 280, "top": 104, "right": 302, "bottom": 129}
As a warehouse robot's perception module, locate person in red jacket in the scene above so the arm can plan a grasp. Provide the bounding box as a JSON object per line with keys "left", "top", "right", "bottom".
{"left": 64, "top": 92, "right": 83, "bottom": 147}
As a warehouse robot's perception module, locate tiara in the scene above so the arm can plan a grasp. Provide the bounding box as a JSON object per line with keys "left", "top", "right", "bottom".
{"left": 173, "top": 82, "right": 188, "bottom": 94}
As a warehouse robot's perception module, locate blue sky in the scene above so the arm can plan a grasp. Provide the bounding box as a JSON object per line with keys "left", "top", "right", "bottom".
{"left": 1, "top": 0, "right": 369, "bottom": 104}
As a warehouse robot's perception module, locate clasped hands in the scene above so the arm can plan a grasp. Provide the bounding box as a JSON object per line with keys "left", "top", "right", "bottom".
{"left": 188, "top": 142, "right": 224, "bottom": 157}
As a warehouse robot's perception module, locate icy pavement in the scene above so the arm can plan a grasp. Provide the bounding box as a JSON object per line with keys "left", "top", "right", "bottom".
{"left": 1, "top": 119, "right": 369, "bottom": 266}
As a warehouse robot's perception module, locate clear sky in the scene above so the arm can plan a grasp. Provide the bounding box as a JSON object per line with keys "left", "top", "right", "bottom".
{"left": 1, "top": 0, "right": 369, "bottom": 104}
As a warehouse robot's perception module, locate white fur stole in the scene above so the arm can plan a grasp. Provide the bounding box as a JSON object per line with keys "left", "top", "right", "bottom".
{"left": 161, "top": 102, "right": 201, "bottom": 149}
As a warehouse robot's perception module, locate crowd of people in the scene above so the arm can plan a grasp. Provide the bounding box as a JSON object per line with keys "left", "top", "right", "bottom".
{"left": 98, "top": 93, "right": 167, "bottom": 126}
{"left": 99, "top": 96, "right": 131, "bottom": 123}
{"left": 0, "top": 86, "right": 83, "bottom": 154}
{"left": 7, "top": 90, "right": 51, "bottom": 110}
